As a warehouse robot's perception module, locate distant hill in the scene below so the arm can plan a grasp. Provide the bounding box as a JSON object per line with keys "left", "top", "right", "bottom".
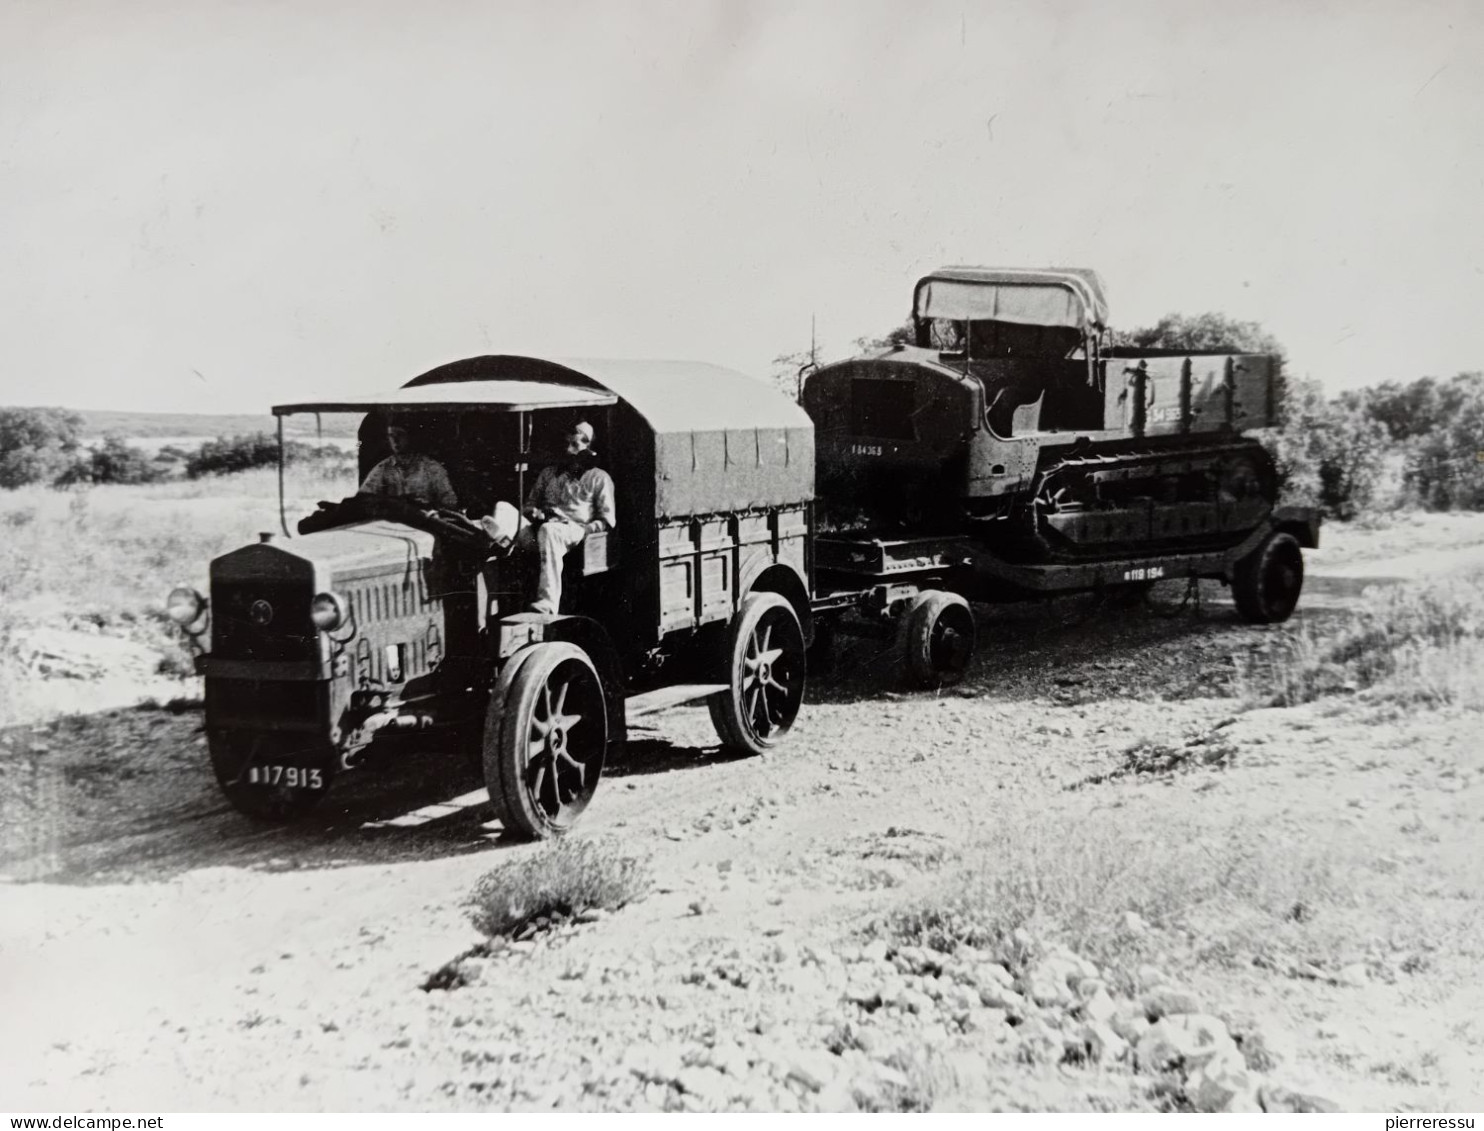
{"left": 8, "top": 408, "right": 364, "bottom": 440}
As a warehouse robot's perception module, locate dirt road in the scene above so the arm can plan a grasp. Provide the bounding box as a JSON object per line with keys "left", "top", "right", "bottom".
{"left": 3, "top": 529, "right": 1482, "bottom": 1111}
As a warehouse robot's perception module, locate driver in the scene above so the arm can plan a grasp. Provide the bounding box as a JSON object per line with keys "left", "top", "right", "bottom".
{"left": 357, "top": 417, "right": 458, "bottom": 511}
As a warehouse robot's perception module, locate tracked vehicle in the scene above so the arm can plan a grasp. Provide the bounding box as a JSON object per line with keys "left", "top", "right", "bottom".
{"left": 803, "top": 267, "right": 1318, "bottom": 686}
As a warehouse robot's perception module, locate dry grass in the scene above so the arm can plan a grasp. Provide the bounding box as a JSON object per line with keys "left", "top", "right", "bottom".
{"left": 0, "top": 465, "right": 354, "bottom": 725}
{"left": 875, "top": 809, "right": 1392, "bottom": 979}
{"left": 1238, "top": 573, "right": 1484, "bottom": 708}
{"left": 466, "top": 838, "right": 651, "bottom": 937}
{"left": 874, "top": 777, "right": 1484, "bottom": 1003}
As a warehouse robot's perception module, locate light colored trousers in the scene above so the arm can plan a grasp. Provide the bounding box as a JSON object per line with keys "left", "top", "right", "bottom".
{"left": 513, "top": 520, "right": 588, "bottom": 614}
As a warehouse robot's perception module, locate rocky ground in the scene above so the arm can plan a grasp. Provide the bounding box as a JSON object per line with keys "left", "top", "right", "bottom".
{"left": 2, "top": 516, "right": 1483, "bottom": 1112}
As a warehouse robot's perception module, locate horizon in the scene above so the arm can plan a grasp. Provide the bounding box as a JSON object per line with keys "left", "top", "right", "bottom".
{"left": 3, "top": 0, "right": 1480, "bottom": 415}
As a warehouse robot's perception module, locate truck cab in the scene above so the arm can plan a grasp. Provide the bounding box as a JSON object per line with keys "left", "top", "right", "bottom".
{"left": 171, "top": 356, "right": 815, "bottom": 838}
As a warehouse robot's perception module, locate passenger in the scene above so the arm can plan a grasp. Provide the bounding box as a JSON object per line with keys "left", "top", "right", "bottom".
{"left": 510, "top": 421, "right": 616, "bottom": 615}
{"left": 358, "top": 418, "right": 459, "bottom": 511}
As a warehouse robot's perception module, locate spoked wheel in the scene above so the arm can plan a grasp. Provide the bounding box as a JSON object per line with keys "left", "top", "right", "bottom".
{"left": 708, "top": 592, "right": 806, "bottom": 756}
{"left": 900, "top": 590, "right": 977, "bottom": 688}
{"left": 486, "top": 642, "right": 608, "bottom": 839}
{"left": 1233, "top": 531, "right": 1304, "bottom": 624}
{"left": 208, "top": 729, "right": 334, "bottom": 822}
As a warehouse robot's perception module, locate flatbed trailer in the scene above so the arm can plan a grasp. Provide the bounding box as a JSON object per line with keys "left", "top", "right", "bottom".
{"left": 809, "top": 505, "right": 1320, "bottom": 687}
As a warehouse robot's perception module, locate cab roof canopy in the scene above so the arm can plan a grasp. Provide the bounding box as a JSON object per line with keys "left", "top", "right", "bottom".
{"left": 272, "top": 379, "right": 617, "bottom": 415}
{"left": 274, "top": 355, "right": 809, "bottom": 434}
{"left": 913, "top": 267, "right": 1110, "bottom": 331}
{"left": 277, "top": 355, "right": 814, "bottom": 517}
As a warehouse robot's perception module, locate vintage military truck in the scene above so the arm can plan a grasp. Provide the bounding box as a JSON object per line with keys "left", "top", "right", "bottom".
{"left": 803, "top": 267, "right": 1319, "bottom": 687}
{"left": 167, "top": 356, "right": 814, "bottom": 836}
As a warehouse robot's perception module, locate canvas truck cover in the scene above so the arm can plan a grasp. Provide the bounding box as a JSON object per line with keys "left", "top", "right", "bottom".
{"left": 914, "top": 267, "right": 1110, "bottom": 331}
{"left": 398, "top": 355, "right": 815, "bottom": 519}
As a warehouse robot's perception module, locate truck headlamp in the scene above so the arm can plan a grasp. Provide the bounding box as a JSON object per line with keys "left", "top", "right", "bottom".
{"left": 311, "top": 592, "right": 347, "bottom": 632}
{"left": 166, "top": 586, "right": 206, "bottom": 626}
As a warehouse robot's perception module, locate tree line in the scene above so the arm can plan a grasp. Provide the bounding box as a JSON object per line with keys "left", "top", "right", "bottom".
{"left": 5, "top": 319, "right": 1483, "bottom": 517}
{"left": 0, "top": 409, "right": 350, "bottom": 488}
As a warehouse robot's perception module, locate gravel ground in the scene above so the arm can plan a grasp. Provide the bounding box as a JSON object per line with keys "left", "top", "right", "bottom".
{"left": 2, "top": 521, "right": 1482, "bottom": 1111}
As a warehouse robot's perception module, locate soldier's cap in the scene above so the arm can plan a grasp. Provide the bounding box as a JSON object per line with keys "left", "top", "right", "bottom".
{"left": 570, "top": 421, "right": 595, "bottom": 443}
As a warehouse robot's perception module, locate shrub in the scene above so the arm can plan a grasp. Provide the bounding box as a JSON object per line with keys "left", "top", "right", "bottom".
{"left": 871, "top": 811, "right": 1355, "bottom": 975}
{"left": 184, "top": 433, "right": 351, "bottom": 478}
{"left": 1402, "top": 373, "right": 1484, "bottom": 510}
{"left": 1267, "top": 377, "right": 1387, "bottom": 520}
{"left": 1238, "top": 573, "right": 1484, "bottom": 708}
{"left": 55, "top": 433, "right": 166, "bottom": 486}
{"left": 466, "top": 838, "right": 650, "bottom": 937}
{"left": 0, "top": 408, "right": 84, "bottom": 488}
{"left": 1110, "top": 311, "right": 1284, "bottom": 355}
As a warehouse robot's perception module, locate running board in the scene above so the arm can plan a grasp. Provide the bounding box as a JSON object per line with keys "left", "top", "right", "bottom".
{"left": 625, "top": 683, "right": 727, "bottom": 719}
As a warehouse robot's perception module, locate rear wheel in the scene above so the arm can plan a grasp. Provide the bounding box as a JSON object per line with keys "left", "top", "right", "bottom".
{"left": 208, "top": 729, "right": 334, "bottom": 822}
{"left": 486, "top": 642, "right": 607, "bottom": 840}
{"left": 1233, "top": 531, "right": 1304, "bottom": 624}
{"left": 900, "top": 590, "right": 976, "bottom": 688}
{"left": 708, "top": 592, "right": 806, "bottom": 756}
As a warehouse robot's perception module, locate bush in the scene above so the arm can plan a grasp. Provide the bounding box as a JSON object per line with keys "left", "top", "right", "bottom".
{"left": 55, "top": 433, "right": 165, "bottom": 486}
{"left": 466, "top": 838, "right": 650, "bottom": 937}
{"left": 1400, "top": 373, "right": 1484, "bottom": 510}
{"left": 872, "top": 811, "right": 1353, "bottom": 975}
{"left": 1267, "top": 377, "right": 1387, "bottom": 520}
{"left": 0, "top": 408, "right": 84, "bottom": 488}
{"left": 1110, "top": 311, "right": 1284, "bottom": 355}
{"left": 1239, "top": 573, "right": 1484, "bottom": 708}
{"left": 184, "top": 433, "right": 351, "bottom": 478}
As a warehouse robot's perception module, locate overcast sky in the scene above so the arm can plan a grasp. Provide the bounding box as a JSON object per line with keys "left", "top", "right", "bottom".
{"left": 2, "top": 0, "right": 1480, "bottom": 414}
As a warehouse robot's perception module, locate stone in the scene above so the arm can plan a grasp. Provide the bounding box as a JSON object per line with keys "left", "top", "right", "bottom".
{"left": 676, "top": 1066, "right": 732, "bottom": 1106}
{"left": 1077, "top": 1021, "right": 1128, "bottom": 1065}
{"left": 1075, "top": 976, "right": 1107, "bottom": 999}
{"left": 1019, "top": 951, "right": 1088, "bottom": 1004}
{"left": 1024, "top": 975, "right": 1073, "bottom": 1008}
{"left": 921, "top": 946, "right": 953, "bottom": 973}
{"left": 1141, "top": 987, "right": 1202, "bottom": 1020}
{"left": 1082, "top": 989, "right": 1118, "bottom": 1024}
{"left": 1135, "top": 1015, "right": 1236, "bottom": 1074}
{"left": 896, "top": 988, "right": 935, "bottom": 1015}
{"left": 1333, "top": 963, "right": 1369, "bottom": 987}
{"left": 1014, "top": 1019, "right": 1062, "bottom": 1065}
{"left": 1258, "top": 1085, "right": 1342, "bottom": 1113}
{"left": 861, "top": 940, "right": 889, "bottom": 964}
{"left": 946, "top": 986, "right": 979, "bottom": 1014}
{"left": 978, "top": 985, "right": 1027, "bottom": 1014}
{"left": 978, "top": 963, "right": 1014, "bottom": 989}
{"left": 1136, "top": 964, "right": 1169, "bottom": 990}
{"left": 1109, "top": 1009, "right": 1150, "bottom": 1044}
{"left": 782, "top": 1049, "right": 839, "bottom": 1093}
{"left": 1122, "top": 911, "right": 1150, "bottom": 934}
{"left": 1186, "top": 1050, "right": 1261, "bottom": 1113}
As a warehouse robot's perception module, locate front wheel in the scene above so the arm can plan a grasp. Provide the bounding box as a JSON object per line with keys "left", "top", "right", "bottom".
{"left": 208, "top": 729, "right": 334, "bottom": 822}
{"left": 486, "top": 642, "right": 608, "bottom": 840}
{"left": 708, "top": 592, "right": 806, "bottom": 756}
{"left": 1233, "top": 531, "right": 1304, "bottom": 624}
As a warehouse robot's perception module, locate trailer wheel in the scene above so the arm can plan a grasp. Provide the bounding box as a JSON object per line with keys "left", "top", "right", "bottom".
{"left": 1233, "top": 531, "right": 1304, "bottom": 624}
{"left": 208, "top": 729, "right": 333, "bottom": 822}
{"left": 900, "top": 590, "right": 976, "bottom": 688}
{"left": 708, "top": 592, "right": 806, "bottom": 756}
{"left": 487, "top": 642, "right": 607, "bottom": 840}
